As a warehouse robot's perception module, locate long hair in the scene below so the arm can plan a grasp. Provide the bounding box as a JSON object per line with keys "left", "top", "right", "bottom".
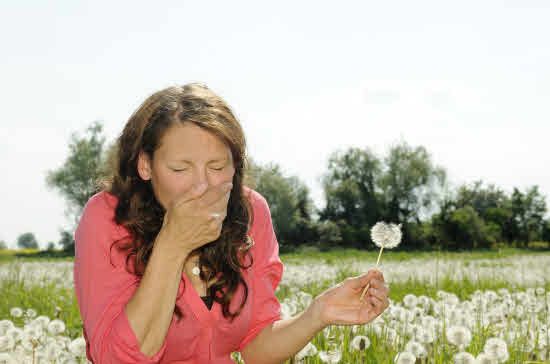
{"left": 99, "top": 83, "right": 255, "bottom": 322}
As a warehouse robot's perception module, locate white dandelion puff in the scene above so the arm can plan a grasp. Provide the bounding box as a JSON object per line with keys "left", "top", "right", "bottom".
{"left": 0, "top": 335, "right": 16, "bottom": 352}
{"left": 446, "top": 326, "right": 472, "bottom": 349}
{"left": 453, "top": 351, "right": 476, "bottom": 364}
{"left": 394, "top": 351, "right": 416, "bottom": 364}
{"left": 9, "top": 308, "right": 23, "bottom": 319}
{"left": 350, "top": 335, "right": 370, "bottom": 351}
{"left": 47, "top": 319, "right": 66, "bottom": 336}
{"left": 360, "top": 221, "right": 402, "bottom": 302}
{"left": 68, "top": 337, "right": 87, "bottom": 357}
{"left": 371, "top": 222, "right": 402, "bottom": 249}
{"left": 295, "top": 342, "right": 317, "bottom": 361}
{"left": 483, "top": 337, "right": 509, "bottom": 362}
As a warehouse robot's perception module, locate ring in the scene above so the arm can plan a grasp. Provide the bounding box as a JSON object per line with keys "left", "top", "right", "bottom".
{"left": 210, "top": 213, "right": 221, "bottom": 219}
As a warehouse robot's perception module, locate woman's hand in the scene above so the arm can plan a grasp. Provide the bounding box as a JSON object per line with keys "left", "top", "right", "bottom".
{"left": 157, "top": 181, "right": 233, "bottom": 257}
{"left": 309, "top": 269, "right": 390, "bottom": 328}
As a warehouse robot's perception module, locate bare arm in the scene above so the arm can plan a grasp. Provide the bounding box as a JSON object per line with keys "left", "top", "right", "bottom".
{"left": 124, "top": 231, "right": 189, "bottom": 357}
{"left": 241, "top": 301, "right": 325, "bottom": 364}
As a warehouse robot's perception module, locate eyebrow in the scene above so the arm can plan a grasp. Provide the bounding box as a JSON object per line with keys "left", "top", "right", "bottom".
{"left": 171, "top": 157, "right": 228, "bottom": 163}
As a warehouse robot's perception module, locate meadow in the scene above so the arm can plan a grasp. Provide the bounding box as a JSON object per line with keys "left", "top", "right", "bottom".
{"left": 0, "top": 248, "right": 549, "bottom": 363}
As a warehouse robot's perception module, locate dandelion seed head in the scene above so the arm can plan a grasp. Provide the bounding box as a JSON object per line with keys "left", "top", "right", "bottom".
{"left": 9, "top": 308, "right": 23, "bottom": 319}
{"left": 453, "top": 351, "right": 476, "bottom": 364}
{"left": 446, "top": 326, "right": 472, "bottom": 349}
{"left": 47, "top": 319, "right": 66, "bottom": 336}
{"left": 394, "top": 351, "right": 416, "bottom": 364}
{"left": 370, "top": 222, "right": 402, "bottom": 249}
{"left": 350, "top": 335, "right": 370, "bottom": 351}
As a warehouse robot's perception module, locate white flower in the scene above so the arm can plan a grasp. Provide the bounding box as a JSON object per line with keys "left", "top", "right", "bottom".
{"left": 23, "top": 324, "right": 43, "bottom": 341}
{"left": 475, "top": 352, "right": 496, "bottom": 364}
{"left": 350, "top": 335, "right": 370, "bottom": 351}
{"left": 47, "top": 319, "right": 66, "bottom": 335}
{"left": 454, "top": 351, "right": 476, "bottom": 364}
{"left": 446, "top": 326, "right": 472, "bottom": 349}
{"left": 404, "top": 340, "right": 427, "bottom": 358}
{"left": 295, "top": 342, "right": 317, "bottom": 361}
{"left": 370, "top": 222, "right": 402, "bottom": 249}
{"left": 9, "top": 308, "right": 23, "bottom": 318}
{"left": 394, "top": 351, "right": 416, "bottom": 364}
{"left": 403, "top": 294, "right": 418, "bottom": 308}
{"left": 0, "top": 352, "right": 16, "bottom": 364}
{"left": 0, "top": 320, "right": 15, "bottom": 336}
{"left": 25, "top": 308, "right": 37, "bottom": 319}
{"left": 0, "top": 335, "right": 16, "bottom": 352}
{"left": 68, "top": 337, "right": 87, "bottom": 357}
{"left": 319, "top": 349, "right": 342, "bottom": 363}
{"left": 483, "top": 337, "right": 509, "bottom": 362}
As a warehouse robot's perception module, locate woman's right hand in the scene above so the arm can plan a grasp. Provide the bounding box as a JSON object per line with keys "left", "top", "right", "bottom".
{"left": 157, "top": 181, "right": 233, "bottom": 257}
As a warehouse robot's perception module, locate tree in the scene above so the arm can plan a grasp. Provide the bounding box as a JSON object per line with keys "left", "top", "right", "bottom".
{"left": 320, "top": 147, "right": 382, "bottom": 247}
{"left": 0, "top": 240, "right": 7, "bottom": 250}
{"left": 378, "top": 141, "right": 446, "bottom": 249}
{"left": 245, "top": 158, "right": 318, "bottom": 248}
{"left": 58, "top": 230, "right": 75, "bottom": 255}
{"left": 379, "top": 141, "right": 446, "bottom": 224}
{"left": 46, "top": 241, "right": 56, "bottom": 251}
{"left": 511, "top": 186, "right": 547, "bottom": 246}
{"left": 454, "top": 181, "right": 512, "bottom": 243}
{"left": 46, "top": 121, "right": 108, "bottom": 230}
{"left": 17, "top": 232, "right": 39, "bottom": 249}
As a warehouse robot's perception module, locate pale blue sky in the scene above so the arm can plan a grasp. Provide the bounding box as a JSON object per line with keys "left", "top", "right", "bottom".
{"left": 1, "top": 1, "right": 549, "bottom": 248}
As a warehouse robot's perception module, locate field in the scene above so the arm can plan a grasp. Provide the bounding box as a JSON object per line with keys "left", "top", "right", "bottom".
{"left": 1, "top": 248, "right": 549, "bottom": 363}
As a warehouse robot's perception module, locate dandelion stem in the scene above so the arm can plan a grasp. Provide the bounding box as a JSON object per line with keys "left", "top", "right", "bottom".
{"left": 375, "top": 246, "right": 384, "bottom": 267}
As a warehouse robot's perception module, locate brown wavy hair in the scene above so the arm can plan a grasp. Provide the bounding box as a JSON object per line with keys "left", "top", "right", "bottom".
{"left": 99, "top": 83, "right": 255, "bottom": 323}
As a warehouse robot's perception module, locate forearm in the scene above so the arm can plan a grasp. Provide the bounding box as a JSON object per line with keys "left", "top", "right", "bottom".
{"left": 242, "top": 301, "right": 326, "bottom": 364}
{"left": 125, "top": 233, "right": 189, "bottom": 357}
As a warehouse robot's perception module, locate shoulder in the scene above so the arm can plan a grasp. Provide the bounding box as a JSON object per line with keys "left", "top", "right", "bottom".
{"left": 75, "top": 191, "right": 127, "bottom": 239}
{"left": 242, "top": 186, "right": 272, "bottom": 232}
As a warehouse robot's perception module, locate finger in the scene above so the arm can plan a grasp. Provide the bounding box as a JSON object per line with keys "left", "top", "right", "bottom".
{"left": 349, "top": 270, "right": 379, "bottom": 290}
{"left": 170, "top": 182, "right": 210, "bottom": 209}
{"left": 367, "top": 293, "right": 388, "bottom": 311}
{"left": 367, "top": 287, "right": 388, "bottom": 301}
{"left": 198, "top": 182, "right": 233, "bottom": 208}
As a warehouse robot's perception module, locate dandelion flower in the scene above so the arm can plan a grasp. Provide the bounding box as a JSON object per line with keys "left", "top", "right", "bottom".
{"left": 360, "top": 221, "right": 402, "bottom": 302}
{"left": 295, "top": 342, "right": 318, "bottom": 361}
{"left": 454, "top": 352, "right": 476, "bottom": 364}
{"left": 0, "top": 320, "right": 15, "bottom": 336}
{"left": 68, "top": 337, "right": 87, "bottom": 357}
{"left": 483, "top": 337, "right": 509, "bottom": 362}
{"left": 371, "top": 222, "right": 402, "bottom": 249}
{"left": 25, "top": 308, "right": 37, "bottom": 319}
{"left": 9, "top": 307, "right": 23, "bottom": 318}
{"left": 350, "top": 335, "right": 370, "bottom": 351}
{"left": 475, "top": 352, "right": 495, "bottom": 364}
{"left": 446, "top": 326, "right": 472, "bottom": 349}
{"left": 0, "top": 335, "right": 16, "bottom": 352}
{"left": 47, "top": 319, "right": 66, "bottom": 335}
{"left": 319, "top": 349, "right": 342, "bottom": 363}
{"left": 404, "top": 340, "right": 427, "bottom": 359}
{"left": 394, "top": 351, "right": 416, "bottom": 364}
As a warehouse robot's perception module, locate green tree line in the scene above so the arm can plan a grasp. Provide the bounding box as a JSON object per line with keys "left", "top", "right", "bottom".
{"left": 17, "top": 121, "right": 545, "bottom": 254}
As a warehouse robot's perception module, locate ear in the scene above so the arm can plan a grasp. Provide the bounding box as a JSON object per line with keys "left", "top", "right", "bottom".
{"left": 137, "top": 151, "right": 152, "bottom": 181}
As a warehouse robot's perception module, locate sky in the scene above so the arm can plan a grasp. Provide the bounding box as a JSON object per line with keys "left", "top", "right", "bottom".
{"left": 1, "top": 1, "right": 549, "bottom": 249}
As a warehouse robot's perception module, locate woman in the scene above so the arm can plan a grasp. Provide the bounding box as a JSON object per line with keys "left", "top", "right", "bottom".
{"left": 73, "top": 83, "right": 390, "bottom": 364}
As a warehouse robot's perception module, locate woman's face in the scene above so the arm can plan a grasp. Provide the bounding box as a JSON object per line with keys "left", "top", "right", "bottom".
{"left": 137, "top": 122, "right": 236, "bottom": 209}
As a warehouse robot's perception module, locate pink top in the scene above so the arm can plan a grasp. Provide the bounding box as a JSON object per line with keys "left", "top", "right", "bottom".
{"left": 73, "top": 186, "right": 284, "bottom": 363}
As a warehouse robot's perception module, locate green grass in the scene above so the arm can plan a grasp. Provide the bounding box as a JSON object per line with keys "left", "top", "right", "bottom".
{"left": 1, "top": 248, "right": 550, "bottom": 363}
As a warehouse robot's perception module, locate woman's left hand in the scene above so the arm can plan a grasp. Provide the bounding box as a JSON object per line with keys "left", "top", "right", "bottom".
{"left": 310, "top": 269, "right": 390, "bottom": 329}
